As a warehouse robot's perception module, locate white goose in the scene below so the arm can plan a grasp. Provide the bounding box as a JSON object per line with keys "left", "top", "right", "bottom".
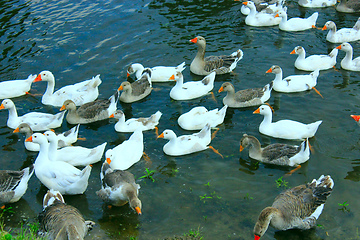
{"left": 177, "top": 105, "right": 228, "bottom": 130}
{"left": 254, "top": 175, "right": 333, "bottom": 240}
{"left": 96, "top": 162, "right": 142, "bottom": 214}
{"left": 105, "top": 129, "right": 144, "bottom": 170}
{"left": 239, "top": 134, "right": 310, "bottom": 167}
{"left": 170, "top": 71, "right": 216, "bottom": 100}
{"left": 242, "top": 1, "right": 281, "bottom": 27}
{"left": 290, "top": 46, "right": 338, "bottom": 71}
{"left": 253, "top": 104, "right": 322, "bottom": 140}
{"left": 26, "top": 133, "right": 91, "bottom": 195}
{"left": 266, "top": 65, "right": 322, "bottom": 96}
{"left": 0, "top": 99, "right": 65, "bottom": 131}
{"left": 0, "top": 165, "right": 34, "bottom": 207}
{"left": 110, "top": 110, "right": 162, "bottom": 133}
{"left": 39, "top": 189, "right": 95, "bottom": 239}
{"left": 275, "top": 11, "right": 318, "bottom": 32}
{"left": 322, "top": 19, "right": 360, "bottom": 43}
{"left": 299, "top": 0, "right": 336, "bottom": 7}
{"left": 158, "top": 124, "right": 221, "bottom": 156}
{"left": 239, "top": 0, "right": 286, "bottom": 15}
{"left": 336, "top": 42, "right": 360, "bottom": 71}
{"left": 44, "top": 130, "right": 106, "bottom": 167}
{"left": 0, "top": 74, "right": 36, "bottom": 99}
{"left": 34, "top": 70, "right": 101, "bottom": 107}
{"left": 13, "top": 123, "right": 81, "bottom": 151}
{"left": 127, "top": 62, "right": 185, "bottom": 82}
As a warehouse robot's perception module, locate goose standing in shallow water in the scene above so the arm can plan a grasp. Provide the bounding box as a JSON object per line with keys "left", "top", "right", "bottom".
{"left": 218, "top": 82, "right": 272, "bottom": 108}
{"left": 253, "top": 175, "right": 334, "bottom": 240}
{"left": 0, "top": 74, "right": 36, "bottom": 100}
{"left": 253, "top": 104, "right": 322, "bottom": 140}
{"left": 290, "top": 46, "right": 338, "bottom": 71}
{"left": 96, "top": 161, "right": 142, "bottom": 214}
{"left": 189, "top": 36, "right": 243, "bottom": 75}
{"left": 60, "top": 91, "right": 119, "bottom": 124}
{"left": 336, "top": 42, "right": 360, "bottom": 71}
{"left": 38, "top": 189, "right": 95, "bottom": 240}
{"left": 34, "top": 70, "right": 101, "bottom": 107}
{"left": 0, "top": 99, "right": 65, "bottom": 131}
{"left": 127, "top": 62, "right": 185, "bottom": 82}
{"left": 0, "top": 165, "right": 34, "bottom": 208}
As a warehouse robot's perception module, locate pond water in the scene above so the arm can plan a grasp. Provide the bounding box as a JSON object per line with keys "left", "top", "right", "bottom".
{"left": 1, "top": 0, "right": 360, "bottom": 239}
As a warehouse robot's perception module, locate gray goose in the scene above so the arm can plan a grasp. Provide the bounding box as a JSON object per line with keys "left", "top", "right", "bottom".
{"left": 96, "top": 161, "right": 142, "bottom": 215}
{"left": 253, "top": 175, "right": 334, "bottom": 240}
{"left": 118, "top": 68, "right": 152, "bottom": 103}
{"left": 38, "top": 189, "right": 95, "bottom": 240}
{"left": 218, "top": 82, "right": 272, "bottom": 108}
{"left": 337, "top": 0, "right": 360, "bottom": 12}
{"left": 60, "top": 90, "right": 119, "bottom": 124}
{"left": 189, "top": 36, "right": 243, "bottom": 75}
{"left": 0, "top": 165, "right": 34, "bottom": 208}
{"left": 240, "top": 134, "right": 310, "bottom": 168}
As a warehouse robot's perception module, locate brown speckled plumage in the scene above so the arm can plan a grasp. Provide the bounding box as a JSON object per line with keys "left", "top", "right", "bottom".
{"left": 119, "top": 68, "right": 152, "bottom": 103}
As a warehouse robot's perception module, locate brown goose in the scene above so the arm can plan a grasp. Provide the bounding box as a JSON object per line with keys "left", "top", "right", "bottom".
{"left": 60, "top": 91, "right": 119, "bottom": 124}
{"left": 189, "top": 36, "right": 243, "bottom": 75}
{"left": 96, "top": 161, "right": 142, "bottom": 214}
{"left": 253, "top": 175, "right": 334, "bottom": 240}
{"left": 218, "top": 82, "right": 272, "bottom": 108}
{"left": 240, "top": 134, "right": 310, "bottom": 167}
{"left": 0, "top": 165, "right": 34, "bottom": 208}
{"left": 38, "top": 189, "right": 95, "bottom": 240}
{"left": 118, "top": 68, "right": 152, "bottom": 103}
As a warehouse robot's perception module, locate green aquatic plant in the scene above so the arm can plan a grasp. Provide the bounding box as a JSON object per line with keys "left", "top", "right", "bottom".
{"left": 199, "top": 194, "right": 212, "bottom": 203}
{"left": 338, "top": 201, "right": 350, "bottom": 212}
{"left": 138, "top": 168, "right": 155, "bottom": 182}
{"left": 275, "top": 176, "right": 289, "bottom": 188}
{"left": 244, "top": 193, "right": 253, "bottom": 200}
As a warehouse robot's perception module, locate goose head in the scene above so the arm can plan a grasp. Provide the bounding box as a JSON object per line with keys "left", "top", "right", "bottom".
{"left": 189, "top": 36, "right": 206, "bottom": 48}
{"left": 290, "top": 46, "right": 304, "bottom": 55}
{"left": 127, "top": 63, "right": 144, "bottom": 77}
{"left": 60, "top": 100, "right": 77, "bottom": 111}
{"left": 336, "top": 42, "right": 352, "bottom": 52}
{"left": 0, "top": 99, "right": 15, "bottom": 110}
{"left": 157, "top": 130, "right": 177, "bottom": 140}
{"left": 25, "top": 133, "right": 48, "bottom": 145}
{"left": 34, "top": 70, "right": 55, "bottom": 83}
{"left": 43, "top": 130, "right": 58, "bottom": 143}
{"left": 218, "top": 82, "right": 235, "bottom": 93}
{"left": 109, "top": 110, "right": 125, "bottom": 120}
{"left": 239, "top": 134, "right": 258, "bottom": 152}
{"left": 253, "top": 104, "right": 272, "bottom": 116}
{"left": 13, "top": 123, "right": 33, "bottom": 135}
{"left": 129, "top": 197, "right": 142, "bottom": 215}
{"left": 118, "top": 81, "right": 131, "bottom": 91}
{"left": 322, "top": 21, "right": 336, "bottom": 31}
{"left": 266, "top": 65, "right": 282, "bottom": 74}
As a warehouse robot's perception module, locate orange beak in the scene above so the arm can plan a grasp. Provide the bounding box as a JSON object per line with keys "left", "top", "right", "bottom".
{"left": 13, "top": 128, "right": 20, "bottom": 133}
{"left": 322, "top": 25, "right": 327, "bottom": 30}
{"left": 266, "top": 68, "right": 272, "bottom": 73}
{"left": 60, "top": 105, "right": 66, "bottom": 111}
{"left": 106, "top": 158, "right": 111, "bottom": 164}
{"left": 118, "top": 85, "right": 123, "bottom": 91}
{"left": 0, "top": 104, "right": 4, "bottom": 110}
{"left": 254, "top": 235, "right": 261, "bottom": 240}
{"left": 34, "top": 74, "right": 42, "bottom": 82}
{"left": 242, "top": 1, "right": 248, "bottom": 5}
{"left": 109, "top": 113, "right": 115, "bottom": 118}
{"left": 351, "top": 115, "right": 360, "bottom": 122}
{"left": 240, "top": 145, "right": 244, "bottom": 152}
{"left": 218, "top": 87, "right": 224, "bottom": 93}
{"left": 274, "top": 13, "right": 279, "bottom": 18}
{"left": 135, "top": 206, "right": 142, "bottom": 215}
{"left": 127, "top": 72, "right": 130, "bottom": 77}
{"left": 157, "top": 132, "right": 164, "bottom": 138}
{"left": 25, "top": 136, "right": 33, "bottom": 142}
{"left": 290, "top": 49, "right": 296, "bottom": 54}
{"left": 336, "top": 45, "right": 342, "bottom": 50}
{"left": 169, "top": 74, "right": 175, "bottom": 80}
{"left": 190, "top": 37, "right": 198, "bottom": 43}
{"left": 253, "top": 108, "right": 260, "bottom": 114}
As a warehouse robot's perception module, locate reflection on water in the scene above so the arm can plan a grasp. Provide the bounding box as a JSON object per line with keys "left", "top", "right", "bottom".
{"left": 1, "top": 0, "right": 360, "bottom": 239}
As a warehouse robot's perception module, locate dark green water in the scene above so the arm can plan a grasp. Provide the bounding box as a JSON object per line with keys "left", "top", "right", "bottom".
{"left": 1, "top": 0, "right": 360, "bottom": 239}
